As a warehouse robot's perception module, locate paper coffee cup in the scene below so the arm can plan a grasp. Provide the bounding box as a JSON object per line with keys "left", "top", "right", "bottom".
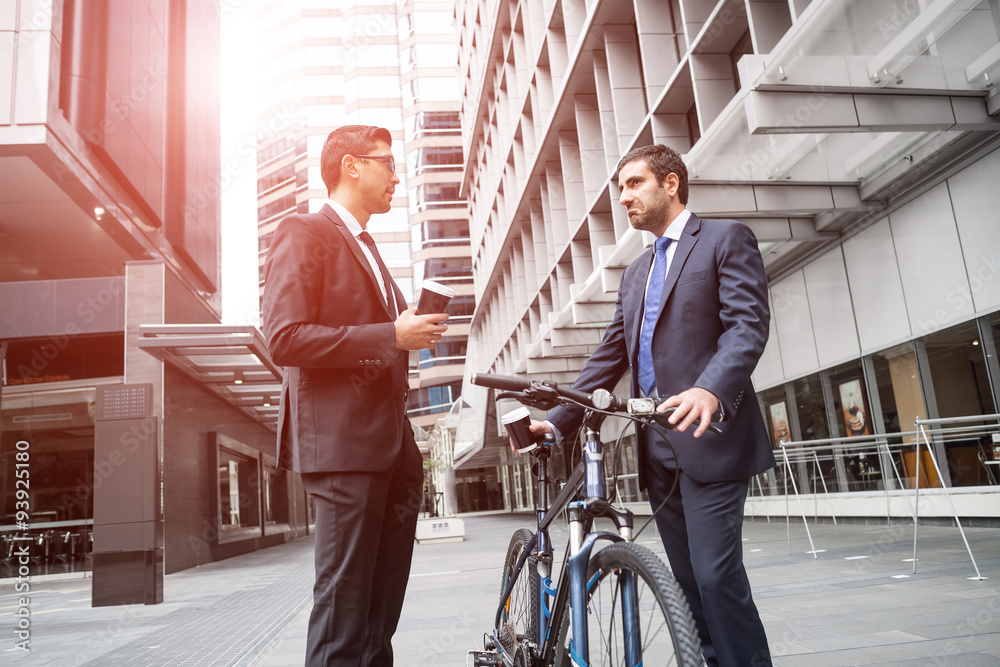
{"left": 501, "top": 406, "right": 537, "bottom": 453}
{"left": 416, "top": 280, "right": 454, "bottom": 315}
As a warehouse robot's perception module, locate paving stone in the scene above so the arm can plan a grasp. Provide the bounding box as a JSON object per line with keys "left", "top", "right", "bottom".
{"left": 4, "top": 514, "right": 1000, "bottom": 666}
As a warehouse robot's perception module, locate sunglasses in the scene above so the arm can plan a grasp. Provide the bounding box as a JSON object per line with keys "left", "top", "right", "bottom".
{"left": 353, "top": 154, "right": 396, "bottom": 173}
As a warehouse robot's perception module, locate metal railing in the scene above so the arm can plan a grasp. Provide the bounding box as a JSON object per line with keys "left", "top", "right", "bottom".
{"left": 764, "top": 414, "right": 1000, "bottom": 579}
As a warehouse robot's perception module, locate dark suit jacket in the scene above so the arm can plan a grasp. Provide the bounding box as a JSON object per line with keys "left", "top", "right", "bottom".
{"left": 262, "top": 204, "right": 413, "bottom": 474}
{"left": 548, "top": 214, "right": 776, "bottom": 485}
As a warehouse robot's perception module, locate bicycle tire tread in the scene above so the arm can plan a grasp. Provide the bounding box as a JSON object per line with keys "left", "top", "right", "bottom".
{"left": 551, "top": 541, "right": 703, "bottom": 667}
{"left": 496, "top": 528, "right": 539, "bottom": 660}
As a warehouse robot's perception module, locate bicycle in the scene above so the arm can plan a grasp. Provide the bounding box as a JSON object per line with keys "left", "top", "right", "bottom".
{"left": 467, "top": 372, "right": 720, "bottom": 667}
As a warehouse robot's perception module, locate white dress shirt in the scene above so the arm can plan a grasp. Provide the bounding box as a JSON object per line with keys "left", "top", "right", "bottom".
{"left": 326, "top": 198, "right": 390, "bottom": 306}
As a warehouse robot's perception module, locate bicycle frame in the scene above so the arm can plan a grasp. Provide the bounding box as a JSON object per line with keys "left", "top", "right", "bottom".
{"left": 495, "top": 413, "right": 640, "bottom": 666}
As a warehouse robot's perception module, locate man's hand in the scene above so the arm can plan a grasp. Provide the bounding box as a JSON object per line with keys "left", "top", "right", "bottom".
{"left": 508, "top": 419, "right": 553, "bottom": 455}
{"left": 394, "top": 307, "right": 448, "bottom": 350}
{"left": 657, "top": 387, "right": 720, "bottom": 438}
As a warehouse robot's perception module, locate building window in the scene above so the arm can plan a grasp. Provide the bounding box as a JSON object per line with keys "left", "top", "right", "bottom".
{"left": 213, "top": 434, "right": 264, "bottom": 542}
{"left": 419, "top": 111, "right": 460, "bottom": 130}
{"left": 418, "top": 340, "right": 467, "bottom": 368}
{"left": 418, "top": 146, "right": 463, "bottom": 167}
{"left": 263, "top": 465, "right": 289, "bottom": 525}
{"left": 3, "top": 333, "right": 124, "bottom": 386}
{"left": 791, "top": 373, "right": 829, "bottom": 442}
{"left": 425, "top": 256, "right": 472, "bottom": 278}
{"left": 828, "top": 360, "right": 872, "bottom": 439}
{"left": 922, "top": 321, "right": 994, "bottom": 419}
{"left": 418, "top": 182, "right": 461, "bottom": 204}
{"left": 258, "top": 164, "right": 294, "bottom": 195}
{"left": 920, "top": 321, "right": 996, "bottom": 487}
{"left": 219, "top": 449, "right": 259, "bottom": 530}
{"left": 449, "top": 295, "right": 475, "bottom": 317}
{"left": 871, "top": 343, "right": 925, "bottom": 435}
{"left": 759, "top": 386, "right": 789, "bottom": 448}
{"left": 421, "top": 219, "right": 470, "bottom": 244}
{"left": 259, "top": 194, "right": 296, "bottom": 221}
{"left": 407, "top": 381, "right": 462, "bottom": 416}
{"left": 0, "top": 384, "right": 97, "bottom": 576}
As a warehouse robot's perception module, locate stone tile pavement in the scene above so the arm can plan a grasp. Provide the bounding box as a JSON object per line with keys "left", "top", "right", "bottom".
{"left": 3, "top": 512, "right": 1000, "bottom": 665}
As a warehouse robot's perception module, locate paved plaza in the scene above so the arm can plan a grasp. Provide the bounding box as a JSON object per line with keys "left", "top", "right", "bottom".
{"left": 3, "top": 512, "right": 1000, "bottom": 666}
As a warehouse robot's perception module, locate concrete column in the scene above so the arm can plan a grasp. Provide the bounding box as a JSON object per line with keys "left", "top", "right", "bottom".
{"left": 91, "top": 261, "right": 166, "bottom": 605}
{"left": 442, "top": 467, "right": 458, "bottom": 516}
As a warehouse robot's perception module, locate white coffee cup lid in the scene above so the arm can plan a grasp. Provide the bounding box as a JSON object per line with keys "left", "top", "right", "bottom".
{"left": 421, "top": 279, "right": 454, "bottom": 297}
{"left": 500, "top": 406, "right": 530, "bottom": 424}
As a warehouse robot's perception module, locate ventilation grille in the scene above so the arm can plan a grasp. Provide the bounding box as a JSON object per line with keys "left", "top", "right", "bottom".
{"left": 97, "top": 384, "right": 152, "bottom": 420}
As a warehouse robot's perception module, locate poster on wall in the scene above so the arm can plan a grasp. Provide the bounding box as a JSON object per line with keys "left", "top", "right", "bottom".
{"left": 768, "top": 401, "right": 790, "bottom": 445}
{"left": 839, "top": 379, "right": 871, "bottom": 437}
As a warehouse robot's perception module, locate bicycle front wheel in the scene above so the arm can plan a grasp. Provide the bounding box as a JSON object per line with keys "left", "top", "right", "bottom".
{"left": 552, "top": 542, "right": 702, "bottom": 667}
{"left": 496, "top": 528, "right": 538, "bottom": 660}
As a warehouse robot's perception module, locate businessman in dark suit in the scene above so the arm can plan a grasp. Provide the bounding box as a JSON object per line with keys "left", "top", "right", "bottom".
{"left": 531, "top": 145, "right": 775, "bottom": 666}
{"left": 262, "top": 125, "right": 448, "bottom": 666}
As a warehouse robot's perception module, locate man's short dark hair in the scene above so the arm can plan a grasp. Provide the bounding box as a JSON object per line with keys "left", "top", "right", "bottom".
{"left": 320, "top": 125, "right": 393, "bottom": 193}
{"left": 614, "top": 144, "right": 689, "bottom": 205}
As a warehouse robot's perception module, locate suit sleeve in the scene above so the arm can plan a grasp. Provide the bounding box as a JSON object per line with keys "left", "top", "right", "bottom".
{"left": 547, "top": 285, "right": 631, "bottom": 441}
{"left": 262, "top": 215, "right": 397, "bottom": 369}
{"left": 694, "top": 222, "right": 770, "bottom": 414}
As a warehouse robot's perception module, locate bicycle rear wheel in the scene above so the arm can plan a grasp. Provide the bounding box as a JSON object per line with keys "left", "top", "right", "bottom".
{"left": 552, "top": 541, "right": 702, "bottom": 667}
{"left": 496, "top": 528, "right": 539, "bottom": 661}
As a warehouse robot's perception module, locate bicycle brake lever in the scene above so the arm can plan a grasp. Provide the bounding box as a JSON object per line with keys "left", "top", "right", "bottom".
{"left": 495, "top": 385, "right": 562, "bottom": 411}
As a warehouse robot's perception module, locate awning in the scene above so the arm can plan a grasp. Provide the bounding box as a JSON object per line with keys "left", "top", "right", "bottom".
{"left": 137, "top": 324, "right": 282, "bottom": 431}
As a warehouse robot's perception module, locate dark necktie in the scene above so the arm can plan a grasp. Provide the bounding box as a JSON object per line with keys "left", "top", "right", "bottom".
{"left": 638, "top": 236, "right": 671, "bottom": 396}
{"left": 359, "top": 231, "right": 397, "bottom": 314}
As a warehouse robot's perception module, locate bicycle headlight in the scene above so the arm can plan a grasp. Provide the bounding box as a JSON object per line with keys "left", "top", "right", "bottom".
{"left": 591, "top": 388, "right": 613, "bottom": 411}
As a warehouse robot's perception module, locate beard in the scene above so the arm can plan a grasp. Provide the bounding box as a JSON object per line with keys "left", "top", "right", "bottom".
{"left": 626, "top": 187, "right": 672, "bottom": 234}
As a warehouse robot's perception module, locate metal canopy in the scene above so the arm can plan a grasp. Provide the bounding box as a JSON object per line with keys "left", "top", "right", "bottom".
{"left": 137, "top": 324, "right": 282, "bottom": 431}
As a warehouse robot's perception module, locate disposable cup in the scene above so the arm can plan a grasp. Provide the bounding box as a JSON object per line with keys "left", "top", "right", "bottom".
{"left": 416, "top": 280, "right": 453, "bottom": 315}
{"left": 501, "top": 406, "right": 537, "bottom": 453}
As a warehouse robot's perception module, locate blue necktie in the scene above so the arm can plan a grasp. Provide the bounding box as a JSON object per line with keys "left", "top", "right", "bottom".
{"left": 638, "top": 236, "right": 671, "bottom": 396}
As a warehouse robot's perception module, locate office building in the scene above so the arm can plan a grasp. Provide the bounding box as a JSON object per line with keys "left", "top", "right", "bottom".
{"left": 254, "top": 0, "right": 471, "bottom": 449}
{"left": 454, "top": 0, "right": 1000, "bottom": 520}
{"left": 0, "top": 0, "right": 308, "bottom": 605}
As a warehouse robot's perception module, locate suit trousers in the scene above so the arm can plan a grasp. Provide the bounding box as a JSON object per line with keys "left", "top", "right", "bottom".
{"left": 645, "top": 464, "right": 772, "bottom": 667}
{"left": 301, "top": 440, "right": 423, "bottom": 667}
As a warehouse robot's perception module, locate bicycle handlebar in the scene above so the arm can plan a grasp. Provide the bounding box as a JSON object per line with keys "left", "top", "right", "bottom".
{"left": 471, "top": 372, "right": 724, "bottom": 434}
{"left": 471, "top": 372, "right": 623, "bottom": 412}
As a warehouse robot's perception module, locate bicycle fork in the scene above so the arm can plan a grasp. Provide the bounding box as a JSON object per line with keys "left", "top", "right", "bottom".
{"left": 563, "top": 426, "right": 641, "bottom": 666}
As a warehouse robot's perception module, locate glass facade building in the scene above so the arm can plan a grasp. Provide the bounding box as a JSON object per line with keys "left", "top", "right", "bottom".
{"left": 0, "top": 1, "right": 310, "bottom": 603}
{"left": 255, "top": 0, "right": 471, "bottom": 435}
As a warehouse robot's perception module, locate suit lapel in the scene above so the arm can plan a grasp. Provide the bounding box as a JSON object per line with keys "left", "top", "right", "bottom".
{"left": 625, "top": 215, "right": 703, "bottom": 358}
{"left": 658, "top": 214, "right": 701, "bottom": 313}
{"left": 319, "top": 204, "right": 397, "bottom": 319}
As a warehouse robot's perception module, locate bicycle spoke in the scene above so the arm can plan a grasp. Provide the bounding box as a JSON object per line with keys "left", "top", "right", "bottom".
{"left": 553, "top": 543, "right": 702, "bottom": 667}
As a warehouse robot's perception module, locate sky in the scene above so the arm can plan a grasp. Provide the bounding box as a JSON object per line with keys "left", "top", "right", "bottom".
{"left": 219, "top": 1, "right": 261, "bottom": 327}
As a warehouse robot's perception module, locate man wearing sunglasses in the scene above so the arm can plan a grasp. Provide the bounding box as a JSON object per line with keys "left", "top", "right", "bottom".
{"left": 263, "top": 125, "right": 448, "bottom": 666}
